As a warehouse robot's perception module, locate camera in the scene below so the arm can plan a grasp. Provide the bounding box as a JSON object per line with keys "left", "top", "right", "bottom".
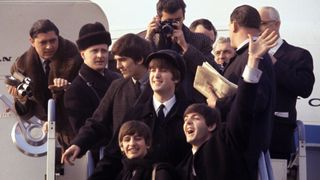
{"left": 159, "top": 20, "right": 177, "bottom": 35}
{"left": 5, "top": 72, "right": 32, "bottom": 97}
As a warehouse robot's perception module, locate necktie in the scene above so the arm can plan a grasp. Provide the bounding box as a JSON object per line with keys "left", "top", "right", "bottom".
{"left": 134, "top": 81, "right": 141, "bottom": 97}
{"left": 158, "top": 104, "right": 165, "bottom": 121}
{"left": 44, "top": 60, "right": 51, "bottom": 80}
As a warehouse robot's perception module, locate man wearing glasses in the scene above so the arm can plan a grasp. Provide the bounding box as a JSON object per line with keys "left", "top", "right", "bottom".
{"left": 259, "top": 6, "right": 315, "bottom": 162}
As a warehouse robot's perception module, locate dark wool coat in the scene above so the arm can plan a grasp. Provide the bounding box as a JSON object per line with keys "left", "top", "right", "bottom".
{"left": 220, "top": 43, "right": 275, "bottom": 180}
{"left": 123, "top": 96, "right": 191, "bottom": 166}
{"left": 72, "top": 78, "right": 152, "bottom": 155}
{"left": 177, "top": 79, "right": 258, "bottom": 180}
{"left": 141, "top": 25, "right": 215, "bottom": 103}
{"left": 11, "top": 36, "right": 82, "bottom": 141}
{"left": 64, "top": 63, "right": 120, "bottom": 134}
{"left": 116, "top": 158, "right": 174, "bottom": 180}
{"left": 269, "top": 40, "right": 315, "bottom": 160}
{"left": 84, "top": 91, "right": 190, "bottom": 180}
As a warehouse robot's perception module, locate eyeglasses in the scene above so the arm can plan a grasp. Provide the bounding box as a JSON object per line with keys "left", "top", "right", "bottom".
{"left": 261, "top": 20, "right": 277, "bottom": 26}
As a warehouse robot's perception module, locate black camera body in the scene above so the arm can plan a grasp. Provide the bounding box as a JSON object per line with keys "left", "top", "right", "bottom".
{"left": 5, "top": 72, "right": 32, "bottom": 97}
{"left": 159, "top": 20, "right": 177, "bottom": 35}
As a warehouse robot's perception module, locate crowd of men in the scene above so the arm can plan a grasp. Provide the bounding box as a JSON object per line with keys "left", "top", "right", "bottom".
{"left": 6, "top": 0, "right": 314, "bottom": 180}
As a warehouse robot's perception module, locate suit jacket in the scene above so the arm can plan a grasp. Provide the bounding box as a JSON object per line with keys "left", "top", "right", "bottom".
{"left": 64, "top": 63, "right": 120, "bottom": 134}
{"left": 83, "top": 91, "right": 189, "bottom": 180}
{"left": 221, "top": 43, "right": 275, "bottom": 179}
{"left": 270, "top": 40, "right": 315, "bottom": 158}
{"left": 273, "top": 40, "right": 314, "bottom": 123}
{"left": 11, "top": 36, "right": 81, "bottom": 137}
{"left": 177, "top": 79, "right": 259, "bottom": 180}
{"left": 123, "top": 96, "right": 191, "bottom": 166}
{"left": 142, "top": 25, "right": 215, "bottom": 103}
{"left": 72, "top": 77, "right": 152, "bottom": 155}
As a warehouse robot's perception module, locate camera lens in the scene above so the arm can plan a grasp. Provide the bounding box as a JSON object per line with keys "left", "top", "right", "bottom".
{"left": 161, "top": 24, "right": 174, "bottom": 34}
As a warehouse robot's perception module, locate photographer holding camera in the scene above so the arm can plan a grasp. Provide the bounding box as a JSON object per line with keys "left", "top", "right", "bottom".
{"left": 7, "top": 19, "right": 82, "bottom": 149}
{"left": 143, "top": 0, "right": 214, "bottom": 103}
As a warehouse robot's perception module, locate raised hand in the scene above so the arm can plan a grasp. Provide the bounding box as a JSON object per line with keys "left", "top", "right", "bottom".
{"left": 247, "top": 28, "right": 278, "bottom": 68}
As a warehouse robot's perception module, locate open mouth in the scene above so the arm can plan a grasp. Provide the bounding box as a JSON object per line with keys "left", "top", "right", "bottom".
{"left": 186, "top": 128, "right": 195, "bottom": 135}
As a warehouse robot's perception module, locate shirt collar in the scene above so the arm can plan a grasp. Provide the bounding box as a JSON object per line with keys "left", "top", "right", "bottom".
{"left": 236, "top": 37, "right": 258, "bottom": 51}
{"left": 131, "top": 72, "right": 149, "bottom": 85}
{"left": 268, "top": 37, "right": 283, "bottom": 56}
{"left": 153, "top": 95, "right": 176, "bottom": 117}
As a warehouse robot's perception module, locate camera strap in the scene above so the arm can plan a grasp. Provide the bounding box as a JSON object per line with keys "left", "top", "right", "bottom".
{"left": 78, "top": 72, "right": 101, "bottom": 101}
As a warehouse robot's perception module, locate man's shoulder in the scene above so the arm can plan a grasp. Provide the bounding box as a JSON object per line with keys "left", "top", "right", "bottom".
{"left": 107, "top": 78, "right": 133, "bottom": 93}
{"left": 281, "top": 40, "right": 311, "bottom": 56}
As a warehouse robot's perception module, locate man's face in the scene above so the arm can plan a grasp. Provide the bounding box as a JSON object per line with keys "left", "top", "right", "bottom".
{"left": 149, "top": 59, "right": 177, "bottom": 96}
{"left": 183, "top": 112, "right": 214, "bottom": 147}
{"left": 30, "top": 31, "right": 59, "bottom": 60}
{"left": 259, "top": 9, "right": 280, "bottom": 33}
{"left": 81, "top": 44, "right": 109, "bottom": 72}
{"left": 120, "top": 133, "right": 149, "bottom": 159}
{"left": 160, "top": 9, "right": 185, "bottom": 30}
{"left": 193, "top": 24, "right": 216, "bottom": 42}
{"left": 213, "top": 42, "right": 235, "bottom": 65}
{"left": 114, "top": 55, "right": 142, "bottom": 79}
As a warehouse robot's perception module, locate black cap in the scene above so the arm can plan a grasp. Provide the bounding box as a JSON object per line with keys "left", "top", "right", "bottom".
{"left": 146, "top": 49, "right": 186, "bottom": 81}
{"left": 77, "top": 22, "right": 111, "bottom": 50}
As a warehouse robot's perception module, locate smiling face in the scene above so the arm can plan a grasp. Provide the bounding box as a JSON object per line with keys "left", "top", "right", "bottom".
{"left": 81, "top": 44, "right": 109, "bottom": 73}
{"left": 114, "top": 55, "right": 143, "bottom": 79}
{"left": 148, "top": 59, "right": 178, "bottom": 99}
{"left": 30, "top": 31, "right": 59, "bottom": 60}
{"left": 183, "top": 112, "right": 215, "bottom": 150}
{"left": 120, "top": 133, "right": 149, "bottom": 159}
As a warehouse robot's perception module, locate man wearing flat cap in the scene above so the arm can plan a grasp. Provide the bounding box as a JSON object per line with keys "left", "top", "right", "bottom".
{"left": 64, "top": 22, "right": 120, "bottom": 165}
{"left": 123, "top": 49, "right": 191, "bottom": 167}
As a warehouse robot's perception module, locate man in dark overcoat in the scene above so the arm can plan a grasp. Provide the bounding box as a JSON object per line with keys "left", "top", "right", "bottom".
{"left": 64, "top": 22, "right": 120, "bottom": 165}
{"left": 61, "top": 33, "right": 153, "bottom": 180}
{"left": 7, "top": 19, "right": 82, "bottom": 148}
{"left": 218, "top": 5, "right": 276, "bottom": 180}
{"left": 143, "top": 0, "right": 215, "bottom": 103}
{"left": 177, "top": 30, "right": 278, "bottom": 180}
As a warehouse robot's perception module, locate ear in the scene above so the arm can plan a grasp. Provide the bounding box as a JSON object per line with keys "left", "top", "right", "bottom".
{"left": 137, "top": 58, "right": 144, "bottom": 65}
{"left": 80, "top": 51, "right": 85, "bottom": 59}
{"left": 231, "top": 21, "right": 239, "bottom": 33}
{"left": 119, "top": 142, "right": 124, "bottom": 152}
{"left": 29, "top": 37, "right": 35, "bottom": 47}
{"left": 208, "top": 123, "right": 216, "bottom": 132}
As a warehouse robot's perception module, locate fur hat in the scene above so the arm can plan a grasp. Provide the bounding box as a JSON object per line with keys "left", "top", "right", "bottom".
{"left": 146, "top": 49, "right": 186, "bottom": 81}
{"left": 77, "top": 22, "right": 111, "bottom": 50}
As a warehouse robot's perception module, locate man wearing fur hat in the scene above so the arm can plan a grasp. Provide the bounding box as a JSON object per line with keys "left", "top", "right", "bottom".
{"left": 64, "top": 22, "right": 120, "bottom": 165}
{"left": 7, "top": 19, "right": 82, "bottom": 149}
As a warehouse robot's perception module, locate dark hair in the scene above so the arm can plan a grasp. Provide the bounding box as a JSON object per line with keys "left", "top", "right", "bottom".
{"left": 230, "top": 5, "right": 261, "bottom": 29}
{"left": 148, "top": 58, "right": 181, "bottom": 82}
{"left": 184, "top": 103, "right": 221, "bottom": 127}
{"left": 29, "top": 19, "right": 59, "bottom": 39}
{"left": 118, "top": 120, "right": 152, "bottom": 147}
{"left": 189, "top": 18, "right": 217, "bottom": 36}
{"left": 156, "top": 0, "right": 186, "bottom": 17}
{"left": 111, "top": 33, "right": 153, "bottom": 65}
